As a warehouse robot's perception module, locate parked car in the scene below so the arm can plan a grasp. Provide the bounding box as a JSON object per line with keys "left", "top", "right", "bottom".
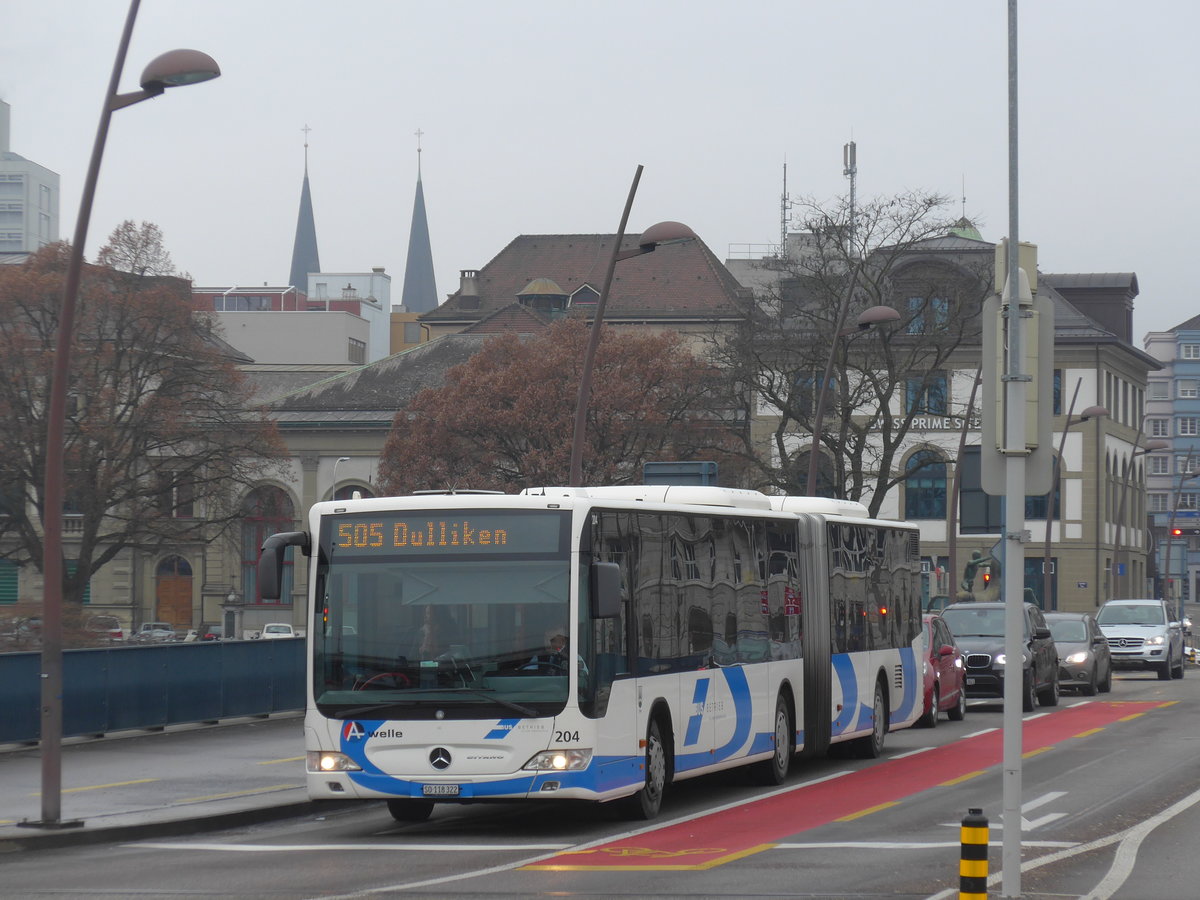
{"left": 939, "top": 601, "right": 1059, "bottom": 712}
{"left": 258, "top": 623, "right": 296, "bottom": 639}
{"left": 197, "top": 623, "right": 224, "bottom": 641}
{"left": 1044, "top": 611, "right": 1112, "bottom": 695}
{"left": 131, "top": 622, "right": 177, "bottom": 643}
{"left": 84, "top": 615, "right": 124, "bottom": 644}
{"left": 918, "top": 613, "right": 967, "bottom": 727}
{"left": 1095, "top": 598, "right": 1184, "bottom": 681}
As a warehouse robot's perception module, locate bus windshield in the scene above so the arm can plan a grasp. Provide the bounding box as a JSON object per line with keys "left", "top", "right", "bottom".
{"left": 313, "top": 508, "right": 574, "bottom": 719}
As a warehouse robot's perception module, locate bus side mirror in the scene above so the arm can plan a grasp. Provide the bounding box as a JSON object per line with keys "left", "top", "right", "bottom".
{"left": 590, "top": 562, "right": 622, "bottom": 619}
{"left": 258, "top": 531, "right": 310, "bottom": 601}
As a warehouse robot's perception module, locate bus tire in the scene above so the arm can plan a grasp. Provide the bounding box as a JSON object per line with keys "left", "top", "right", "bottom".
{"left": 753, "top": 694, "right": 793, "bottom": 785}
{"left": 621, "top": 717, "right": 669, "bottom": 820}
{"left": 851, "top": 680, "right": 887, "bottom": 759}
{"left": 387, "top": 798, "right": 434, "bottom": 822}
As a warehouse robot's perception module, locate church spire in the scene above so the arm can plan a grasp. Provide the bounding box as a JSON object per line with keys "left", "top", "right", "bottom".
{"left": 288, "top": 124, "right": 321, "bottom": 294}
{"left": 400, "top": 129, "right": 438, "bottom": 313}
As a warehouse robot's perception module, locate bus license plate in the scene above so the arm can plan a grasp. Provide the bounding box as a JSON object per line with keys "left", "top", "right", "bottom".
{"left": 422, "top": 784, "right": 460, "bottom": 797}
{"left": 966, "top": 677, "right": 977, "bottom": 685}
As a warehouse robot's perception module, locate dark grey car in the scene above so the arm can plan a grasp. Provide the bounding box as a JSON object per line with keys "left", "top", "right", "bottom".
{"left": 1045, "top": 611, "right": 1112, "bottom": 695}
{"left": 940, "top": 601, "right": 1059, "bottom": 712}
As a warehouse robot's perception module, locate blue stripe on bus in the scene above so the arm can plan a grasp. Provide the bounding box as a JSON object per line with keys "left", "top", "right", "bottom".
{"left": 891, "top": 646, "right": 919, "bottom": 723}
{"left": 484, "top": 718, "right": 520, "bottom": 740}
{"left": 684, "top": 678, "right": 710, "bottom": 747}
{"left": 830, "top": 654, "right": 860, "bottom": 736}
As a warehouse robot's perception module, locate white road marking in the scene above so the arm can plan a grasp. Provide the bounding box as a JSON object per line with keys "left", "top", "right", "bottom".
{"left": 132, "top": 842, "right": 572, "bottom": 852}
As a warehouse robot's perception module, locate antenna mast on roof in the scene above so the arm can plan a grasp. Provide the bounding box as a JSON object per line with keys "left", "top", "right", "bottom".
{"left": 843, "top": 140, "right": 857, "bottom": 258}
{"left": 780, "top": 158, "right": 792, "bottom": 258}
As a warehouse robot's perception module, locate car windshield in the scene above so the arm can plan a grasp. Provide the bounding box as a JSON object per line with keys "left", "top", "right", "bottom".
{"left": 1048, "top": 619, "right": 1087, "bottom": 642}
{"left": 940, "top": 607, "right": 1009, "bottom": 638}
{"left": 1097, "top": 604, "right": 1165, "bottom": 626}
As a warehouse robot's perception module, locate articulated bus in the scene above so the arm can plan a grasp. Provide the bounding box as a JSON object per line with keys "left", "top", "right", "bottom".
{"left": 258, "top": 485, "right": 923, "bottom": 822}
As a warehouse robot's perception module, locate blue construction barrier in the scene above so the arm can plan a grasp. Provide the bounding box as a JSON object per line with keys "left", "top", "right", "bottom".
{"left": 0, "top": 639, "right": 305, "bottom": 744}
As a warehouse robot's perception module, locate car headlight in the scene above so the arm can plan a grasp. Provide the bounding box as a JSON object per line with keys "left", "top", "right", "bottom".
{"left": 307, "top": 751, "right": 362, "bottom": 772}
{"left": 523, "top": 749, "right": 593, "bottom": 771}
{"left": 1065, "top": 651, "right": 1089, "bottom": 664}
{"left": 1145, "top": 635, "right": 1165, "bottom": 646}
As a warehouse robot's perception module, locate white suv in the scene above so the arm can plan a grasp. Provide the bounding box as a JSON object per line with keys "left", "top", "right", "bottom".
{"left": 1096, "top": 599, "right": 1184, "bottom": 681}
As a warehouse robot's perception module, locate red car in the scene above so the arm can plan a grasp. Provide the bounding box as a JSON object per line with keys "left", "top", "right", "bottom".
{"left": 918, "top": 613, "right": 967, "bottom": 727}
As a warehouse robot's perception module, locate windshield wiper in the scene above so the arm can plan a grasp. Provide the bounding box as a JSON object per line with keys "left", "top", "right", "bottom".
{"left": 327, "top": 702, "right": 411, "bottom": 719}
{"left": 439, "top": 688, "right": 538, "bottom": 717}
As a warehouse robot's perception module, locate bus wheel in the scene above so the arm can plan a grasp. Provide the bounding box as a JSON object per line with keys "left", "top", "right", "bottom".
{"left": 622, "top": 718, "right": 668, "bottom": 819}
{"left": 387, "top": 798, "right": 434, "bottom": 822}
{"left": 753, "top": 694, "right": 793, "bottom": 785}
{"left": 852, "top": 681, "right": 887, "bottom": 759}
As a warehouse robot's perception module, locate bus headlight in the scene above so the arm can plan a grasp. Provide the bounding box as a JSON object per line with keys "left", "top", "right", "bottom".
{"left": 523, "top": 749, "right": 592, "bottom": 771}
{"left": 307, "top": 750, "right": 362, "bottom": 773}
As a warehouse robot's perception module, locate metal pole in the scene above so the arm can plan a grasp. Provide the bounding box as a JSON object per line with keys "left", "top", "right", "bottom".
{"left": 1163, "top": 448, "right": 1196, "bottom": 620}
{"left": 1044, "top": 379, "right": 1082, "bottom": 609}
{"left": 1000, "top": 2, "right": 1023, "bottom": 896}
{"left": 805, "top": 267, "right": 861, "bottom": 496}
{"left": 948, "top": 368, "right": 983, "bottom": 601}
{"left": 568, "top": 165, "right": 643, "bottom": 486}
{"left": 28, "top": 0, "right": 142, "bottom": 830}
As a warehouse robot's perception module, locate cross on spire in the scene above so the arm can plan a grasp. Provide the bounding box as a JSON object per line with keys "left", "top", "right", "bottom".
{"left": 302, "top": 123, "right": 312, "bottom": 168}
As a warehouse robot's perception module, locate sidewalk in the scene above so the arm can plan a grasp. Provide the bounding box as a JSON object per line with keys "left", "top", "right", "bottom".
{"left": 0, "top": 712, "right": 355, "bottom": 852}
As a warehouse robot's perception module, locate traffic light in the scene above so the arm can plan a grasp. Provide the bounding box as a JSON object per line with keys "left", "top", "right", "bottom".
{"left": 1171, "top": 527, "right": 1200, "bottom": 536}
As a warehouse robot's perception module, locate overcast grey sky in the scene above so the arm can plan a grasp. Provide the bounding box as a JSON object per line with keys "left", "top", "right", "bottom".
{"left": 3, "top": 1, "right": 1196, "bottom": 336}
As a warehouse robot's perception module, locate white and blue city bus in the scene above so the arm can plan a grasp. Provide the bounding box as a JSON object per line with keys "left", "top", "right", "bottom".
{"left": 258, "top": 485, "right": 923, "bottom": 822}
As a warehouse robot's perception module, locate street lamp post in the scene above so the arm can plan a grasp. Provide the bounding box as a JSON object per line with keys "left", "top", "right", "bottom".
{"left": 1113, "top": 437, "right": 1168, "bottom": 600}
{"left": 567, "top": 165, "right": 695, "bottom": 486}
{"left": 331, "top": 456, "right": 351, "bottom": 499}
{"left": 30, "top": 0, "right": 219, "bottom": 829}
{"left": 804, "top": 304, "right": 901, "bottom": 496}
{"left": 1041, "top": 378, "right": 1107, "bottom": 609}
{"left": 1162, "top": 448, "right": 1199, "bottom": 621}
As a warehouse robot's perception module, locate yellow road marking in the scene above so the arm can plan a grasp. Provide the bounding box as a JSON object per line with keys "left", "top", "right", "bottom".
{"left": 172, "top": 784, "right": 301, "bottom": 804}
{"left": 32, "top": 778, "right": 158, "bottom": 796}
{"left": 1022, "top": 746, "right": 1052, "bottom": 759}
{"left": 522, "top": 843, "right": 777, "bottom": 871}
{"left": 835, "top": 800, "right": 898, "bottom": 822}
{"left": 940, "top": 769, "right": 987, "bottom": 786}
{"left": 1073, "top": 728, "right": 1104, "bottom": 738}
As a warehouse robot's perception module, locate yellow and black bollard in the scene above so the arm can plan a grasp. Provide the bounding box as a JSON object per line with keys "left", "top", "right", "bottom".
{"left": 959, "top": 807, "right": 989, "bottom": 899}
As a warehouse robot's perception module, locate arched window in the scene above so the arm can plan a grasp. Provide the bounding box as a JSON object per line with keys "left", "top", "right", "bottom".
{"left": 241, "top": 486, "right": 295, "bottom": 604}
{"left": 333, "top": 485, "right": 376, "bottom": 502}
{"left": 905, "top": 450, "right": 946, "bottom": 520}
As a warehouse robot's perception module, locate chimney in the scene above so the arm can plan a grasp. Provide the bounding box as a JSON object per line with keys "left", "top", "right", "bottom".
{"left": 459, "top": 269, "right": 479, "bottom": 296}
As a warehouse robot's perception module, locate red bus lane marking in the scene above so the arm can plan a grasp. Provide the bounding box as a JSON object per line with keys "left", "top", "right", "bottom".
{"left": 525, "top": 701, "right": 1169, "bottom": 871}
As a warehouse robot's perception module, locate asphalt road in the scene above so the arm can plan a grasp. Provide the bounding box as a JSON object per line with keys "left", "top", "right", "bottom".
{"left": 0, "top": 669, "right": 1196, "bottom": 899}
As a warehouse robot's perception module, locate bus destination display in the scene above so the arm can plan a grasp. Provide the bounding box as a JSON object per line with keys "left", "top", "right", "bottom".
{"left": 327, "top": 510, "right": 566, "bottom": 556}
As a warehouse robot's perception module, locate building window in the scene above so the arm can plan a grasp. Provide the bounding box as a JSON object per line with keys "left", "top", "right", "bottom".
{"left": 1182, "top": 344, "right": 1200, "bottom": 360}
{"left": 1180, "top": 380, "right": 1199, "bottom": 399}
{"left": 904, "top": 451, "right": 946, "bottom": 519}
{"left": 348, "top": 338, "right": 366, "bottom": 364}
{"left": 906, "top": 296, "right": 949, "bottom": 334}
{"left": 1150, "top": 380, "right": 1169, "bottom": 400}
{"left": 157, "top": 472, "right": 194, "bottom": 518}
{"left": 1178, "top": 456, "right": 1200, "bottom": 475}
{"left": 570, "top": 285, "right": 600, "bottom": 306}
{"left": 1053, "top": 369, "right": 1062, "bottom": 415}
{"left": 1149, "top": 493, "right": 1168, "bottom": 512}
{"left": 1150, "top": 455, "right": 1170, "bottom": 476}
{"left": 0, "top": 560, "right": 17, "bottom": 603}
{"left": 906, "top": 374, "right": 948, "bottom": 415}
{"left": 1180, "top": 418, "right": 1200, "bottom": 437}
{"left": 959, "top": 446, "right": 1052, "bottom": 532}
{"left": 241, "top": 487, "right": 295, "bottom": 604}
{"left": 1180, "top": 493, "right": 1200, "bottom": 510}
{"left": 1150, "top": 418, "right": 1170, "bottom": 438}
{"left": 66, "top": 560, "right": 91, "bottom": 604}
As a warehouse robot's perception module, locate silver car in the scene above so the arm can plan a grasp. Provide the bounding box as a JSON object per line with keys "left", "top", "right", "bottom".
{"left": 1095, "top": 599, "right": 1184, "bottom": 681}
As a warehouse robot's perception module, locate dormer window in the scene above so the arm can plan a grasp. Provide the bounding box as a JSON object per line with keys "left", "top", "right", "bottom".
{"left": 570, "top": 284, "right": 600, "bottom": 307}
